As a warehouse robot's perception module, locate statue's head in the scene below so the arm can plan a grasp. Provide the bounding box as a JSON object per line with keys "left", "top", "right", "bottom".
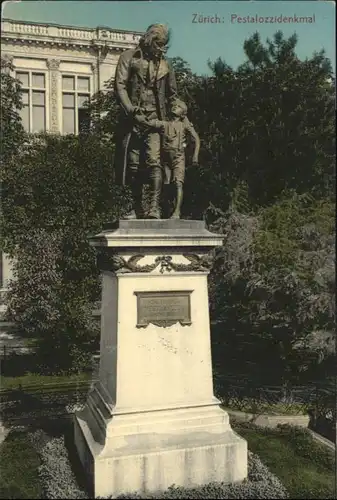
{"left": 171, "top": 99, "right": 188, "bottom": 118}
{"left": 139, "top": 24, "right": 170, "bottom": 59}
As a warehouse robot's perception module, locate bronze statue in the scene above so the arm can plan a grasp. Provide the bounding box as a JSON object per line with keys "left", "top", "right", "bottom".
{"left": 114, "top": 24, "right": 178, "bottom": 219}
{"left": 135, "top": 99, "right": 200, "bottom": 219}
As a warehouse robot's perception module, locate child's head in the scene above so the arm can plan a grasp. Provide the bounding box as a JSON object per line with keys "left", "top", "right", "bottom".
{"left": 170, "top": 99, "right": 187, "bottom": 119}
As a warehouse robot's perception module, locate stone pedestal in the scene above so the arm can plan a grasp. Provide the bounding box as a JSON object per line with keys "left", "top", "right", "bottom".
{"left": 74, "top": 220, "right": 247, "bottom": 498}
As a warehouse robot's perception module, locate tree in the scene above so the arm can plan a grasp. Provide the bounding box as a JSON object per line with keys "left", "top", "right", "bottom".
{"left": 0, "top": 57, "right": 25, "bottom": 169}
{"left": 2, "top": 131, "right": 131, "bottom": 373}
{"left": 209, "top": 193, "right": 335, "bottom": 386}
{"left": 0, "top": 57, "right": 125, "bottom": 374}
{"left": 1, "top": 57, "right": 26, "bottom": 259}
{"left": 86, "top": 77, "right": 118, "bottom": 138}
{"left": 177, "top": 32, "right": 335, "bottom": 217}
{"left": 85, "top": 32, "right": 335, "bottom": 218}
{"left": 2, "top": 31, "right": 334, "bottom": 379}
{"left": 168, "top": 56, "right": 195, "bottom": 86}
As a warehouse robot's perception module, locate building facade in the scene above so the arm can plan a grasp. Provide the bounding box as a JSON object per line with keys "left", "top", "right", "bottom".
{"left": 1, "top": 18, "right": 142, "bottom": 134}
{"left": 0, "top": 18, "right": 142, "bottom": 313}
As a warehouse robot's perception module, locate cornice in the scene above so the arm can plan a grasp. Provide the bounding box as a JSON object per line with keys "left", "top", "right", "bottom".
{"left": 2, "top": 35, "right": 136, "bottom": 53}
{"left": 1, "top": 19, "right": 142, "bottom": 53}
{"left": 2, "top": 18, "right": 143, "bottom": 37}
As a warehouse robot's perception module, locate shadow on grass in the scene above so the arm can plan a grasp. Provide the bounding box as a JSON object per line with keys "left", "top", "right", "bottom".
{"left": 0, "top": 380, "right": 90, "bottom": 435}
{"left": 0, "top": 417, "right": 90, "bottom": 499}
{"left": 0, "top": 430, "right": 43, "bottom": 499}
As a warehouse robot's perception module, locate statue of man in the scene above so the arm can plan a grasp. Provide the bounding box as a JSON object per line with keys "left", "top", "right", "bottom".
{"left": 114, "top": 24, "right": 178, "bottom": 219}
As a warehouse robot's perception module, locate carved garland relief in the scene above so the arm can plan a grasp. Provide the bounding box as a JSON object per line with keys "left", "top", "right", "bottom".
{"left": 96, "top": 251, "right": 211, "bottom": 274}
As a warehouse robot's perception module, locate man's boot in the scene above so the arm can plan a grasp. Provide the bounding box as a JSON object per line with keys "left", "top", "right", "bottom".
{"left": 132, "top": 180, "right": 144, "bottom": 219}
{"left": 124, "top": 171, "right": 144, "bottom": 220}
{"left": 147, "top": 167, "right": 162, "bottom": 219}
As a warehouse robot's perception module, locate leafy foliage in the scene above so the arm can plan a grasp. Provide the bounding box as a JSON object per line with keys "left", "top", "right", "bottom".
{"left": 87, "top": 32, "right": 335, "bottom": 219}
{"left": 28, "top": 428, "right": 289, "bottom": 499}
{"left": 86, "top": 77, "right": 118, "bottom": 138}
{"left": 0, "top": 57, "right": 25, "bottom": 169}
{"left": 181, "top": 32, "right": 334, "bottom": 217}
{"left": 1, "top": 130, "right": 131, "bottom": 373}
{"left": 209, "top": 193, "right": 335, "bottom": 386}
{"left": 1, "top": 31, "right": 335, "bottom": 382}
{"left": 36, "top": 435, "right": 88, "bottom": 499}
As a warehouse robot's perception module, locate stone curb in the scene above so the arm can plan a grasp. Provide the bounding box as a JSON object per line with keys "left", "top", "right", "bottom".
{"left": 226, "top": 408, "right": 310, "bottom": 428}
{"left": 308, "top": 429, "right": 335, "bottom": 450}
{"left": 0, "top": 424, "right": 9, "bottom": 445}
{"left": 226, "top": 408, "right": 335, "bottom": 451}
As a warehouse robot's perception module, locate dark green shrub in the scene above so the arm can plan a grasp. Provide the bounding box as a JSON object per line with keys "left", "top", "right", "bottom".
{"left": 2, "top": 133, "right": 131, "bottom": 374}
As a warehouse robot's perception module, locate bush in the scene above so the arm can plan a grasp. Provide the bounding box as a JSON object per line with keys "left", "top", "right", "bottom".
{"left": 209, "top": 194, "right": 335, "bottom": 387}
{"left": 2, "top": 133, "right": 131, "bottom": 374}
{"left": 29, "top": 428, "right": 288, "bottom": 499}
{"left": 221, "top": 398, "right": 308, "bottom": 416}
{"left": 32, "top": 432, "right": 88, "bottom": 499}
{"left": 6, "top": 422, "right": 334, "bottom": 499}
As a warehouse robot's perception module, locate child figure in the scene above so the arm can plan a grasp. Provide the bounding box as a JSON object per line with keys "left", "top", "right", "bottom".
{"left": 135, "top": 99, "right": 200, "bottom": 219}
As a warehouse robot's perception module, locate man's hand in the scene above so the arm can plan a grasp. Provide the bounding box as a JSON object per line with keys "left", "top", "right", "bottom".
{"left": 132, "top": 106, "right": 145, "bottom": 115}
{"left": 134, "top": 114, "right": 147, "bottom": 125}
{"left": 192, "top": 159, "right": 199, "bottom": 167}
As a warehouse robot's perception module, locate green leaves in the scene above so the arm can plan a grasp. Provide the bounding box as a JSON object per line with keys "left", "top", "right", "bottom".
{"left": 1, "top": 58, "right": 25, "bottom": 165}
{"left": 1, "top": 100, "right": 131, "bottom": 373}
{"left": 169, "top": 33, "right": 334, "bottom": 217}
{"left": 209, "top": 193, "right": 335, "bottom": 386}
{"left": 83, "top": 32, "right": 334, "bottom": 220}
{"left": 1, "top": 31, "right": 334, "bottom": 381}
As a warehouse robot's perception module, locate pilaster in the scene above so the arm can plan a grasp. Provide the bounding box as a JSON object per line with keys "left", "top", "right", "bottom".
{"left": 47, "top": 58, "right": 60, "bottom": 133}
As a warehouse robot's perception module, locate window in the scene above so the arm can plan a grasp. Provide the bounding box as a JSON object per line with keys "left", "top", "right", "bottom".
{"left": 16, "top": 71, "right": 46, "bottom": 133}
{"left": 62, "top": 75, "right": 90, "bottom": 134}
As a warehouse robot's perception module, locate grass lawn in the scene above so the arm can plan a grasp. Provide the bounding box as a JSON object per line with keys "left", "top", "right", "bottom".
{"left": 1, "top": 372, "right": 92, "bottom": 391}
{"left": 233, "top": 421, "right": 336, "bottom": 499}
{"left": 0, "top": 431, "right": 43, "bottom": 499}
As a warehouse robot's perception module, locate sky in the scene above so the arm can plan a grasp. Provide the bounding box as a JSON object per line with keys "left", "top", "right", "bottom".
{"left": 2, "top": 0, "right": 336, "bottom": 75}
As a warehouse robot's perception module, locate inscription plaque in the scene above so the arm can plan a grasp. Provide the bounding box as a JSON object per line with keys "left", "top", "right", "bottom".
{"left": 134, "top": 291, "right": 193, "bottom": 328}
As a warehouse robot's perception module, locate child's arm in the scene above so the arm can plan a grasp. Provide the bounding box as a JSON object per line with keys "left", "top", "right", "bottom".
{"left": 184, "top": 118, "right": 200, "bottom": 164}
{"left": 134, "top": 114, "right": 165, "bottom": 131}
{"left": 147, "top": 119, "right": 166, "bottom": 132}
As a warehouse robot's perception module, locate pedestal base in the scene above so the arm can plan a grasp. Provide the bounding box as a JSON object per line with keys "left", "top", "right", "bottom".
{"left": 74, "top": 395, "right": 247, "bottom": 498}
{"left": 75, "top": 220, "right": 248, "bottom": 498}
